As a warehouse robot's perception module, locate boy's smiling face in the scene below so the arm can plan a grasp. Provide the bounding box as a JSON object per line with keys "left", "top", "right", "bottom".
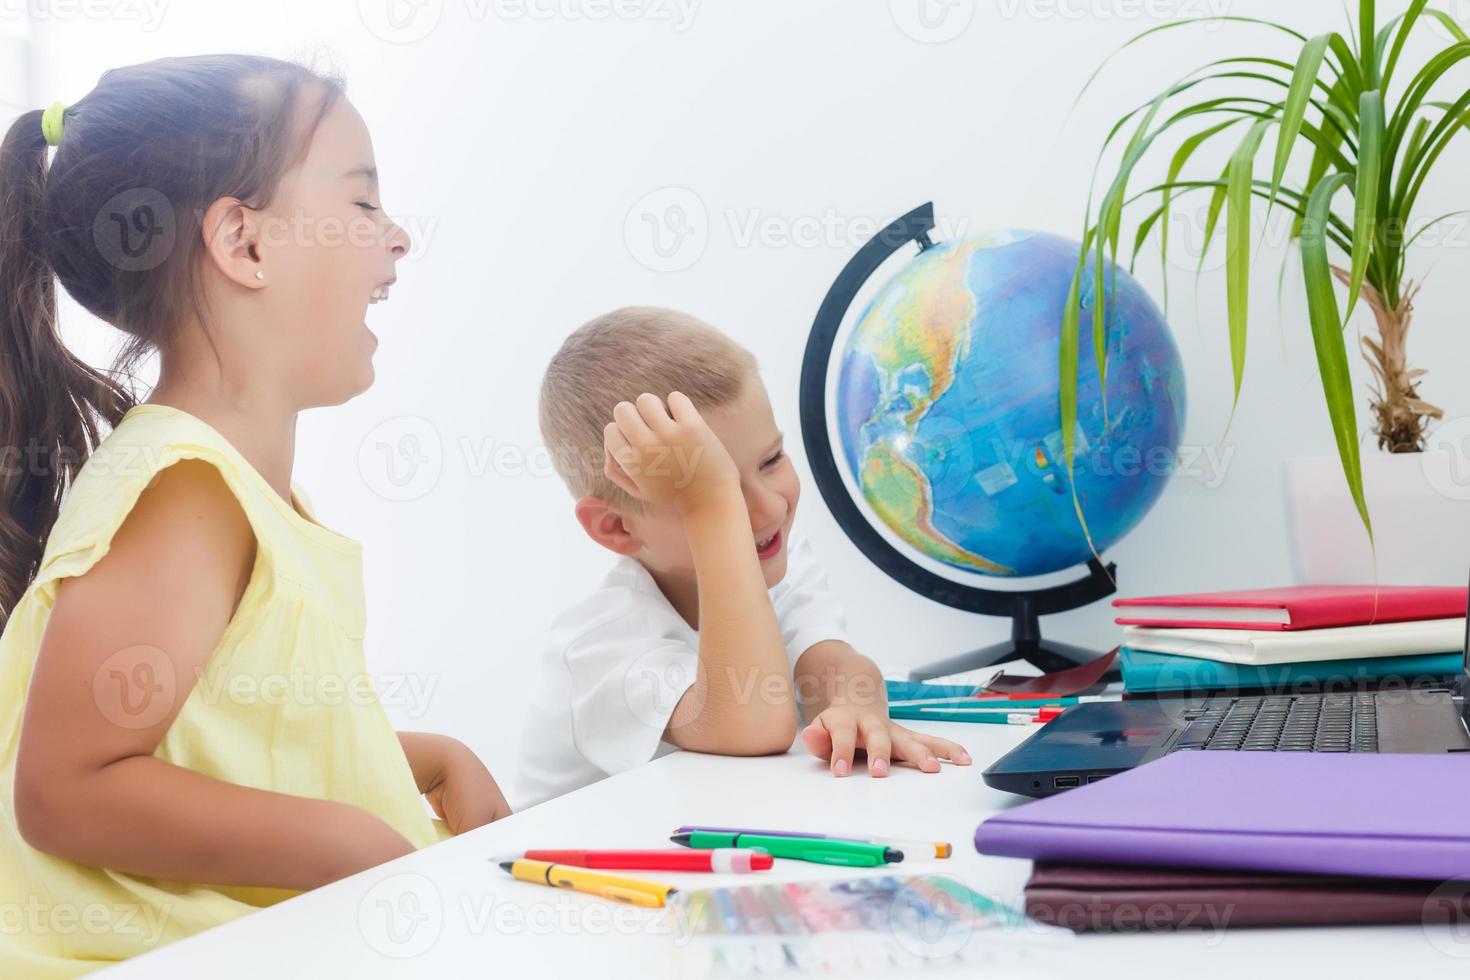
{"left": 621, "top": 374, "right": 800, "bottom": 594}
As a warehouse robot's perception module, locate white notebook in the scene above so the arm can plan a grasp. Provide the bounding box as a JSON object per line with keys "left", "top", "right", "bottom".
{"left": 1120, "top": 618, "right": 1467, "bottom": 665}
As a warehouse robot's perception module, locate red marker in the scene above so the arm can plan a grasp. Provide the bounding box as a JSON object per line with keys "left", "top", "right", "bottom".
{"left": 974, "top": 692, "right": 1067, "bottom": 700}
{"left": 505, "top": 848, "right": 773, "bottom": 873}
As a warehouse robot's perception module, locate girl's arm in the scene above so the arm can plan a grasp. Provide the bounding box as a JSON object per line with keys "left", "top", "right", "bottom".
{"left": 397, "top": 732, "right": 511, "bottom": 833}
{"left": 14, "top": 460, "right": 414, "bottom": 890}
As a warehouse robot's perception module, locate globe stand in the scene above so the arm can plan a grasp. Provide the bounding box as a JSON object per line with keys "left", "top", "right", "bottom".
{"left": 799, "top": 201, "right": 1120, "bottom": 683}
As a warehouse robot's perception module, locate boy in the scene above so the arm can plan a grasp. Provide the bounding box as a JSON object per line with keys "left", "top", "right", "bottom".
{"left": 518, "top": 307, "right": 970, "bottom": 805}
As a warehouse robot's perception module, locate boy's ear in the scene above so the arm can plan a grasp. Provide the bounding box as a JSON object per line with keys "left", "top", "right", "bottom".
{"left": 574, "top": 496, "right": 642, "bottom": 557}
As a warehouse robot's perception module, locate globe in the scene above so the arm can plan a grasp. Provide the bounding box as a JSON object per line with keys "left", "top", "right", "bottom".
{"left": 834, "top": 229, "right": 1185, "bottom": 579}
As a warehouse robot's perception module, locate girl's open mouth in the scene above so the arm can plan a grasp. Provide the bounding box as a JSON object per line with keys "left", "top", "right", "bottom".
{"left": 756, "top": 529, "right": 782, "bottom": 561}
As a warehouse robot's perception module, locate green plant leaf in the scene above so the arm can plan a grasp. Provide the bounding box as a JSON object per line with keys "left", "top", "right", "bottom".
{"left": 1343, "top": 89, "right": 1383, "bottom": 323}
{"left": 1300, "top": 171, "right": 1372, "bottom": 539}
{"left": 1269, "top": 33, "right": 1332, "bottom": 223}
{"left": 1156, "top": 117, "right": 1245, "bottom": 308}
{"left": 1380, "top": 0, "right": 1428, "bottom": 93}
{"left": 1071, "top": 16, "right": 1310, "bottom": 115}
{"left": 1359, "top": 0, "right": 1377, "bottom": 89}
{"left": 1224, "top": 118, "right": 1273, "bottom": 420}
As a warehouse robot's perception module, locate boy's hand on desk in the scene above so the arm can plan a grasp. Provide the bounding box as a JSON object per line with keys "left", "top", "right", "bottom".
{"left": 801, "top": 707, "right": 971, "bottom": 778}
{"left": 603, "top": 392, "right": 739, "bottom": 513}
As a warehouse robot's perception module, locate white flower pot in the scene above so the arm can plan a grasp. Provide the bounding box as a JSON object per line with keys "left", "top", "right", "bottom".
{"left": 1285, "top": 449, "right": 1470, "bottom": 586}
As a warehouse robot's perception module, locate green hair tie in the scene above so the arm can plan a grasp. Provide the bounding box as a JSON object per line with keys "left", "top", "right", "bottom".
{"left": 41, "top": 101, "right": 67, "bottom": 147}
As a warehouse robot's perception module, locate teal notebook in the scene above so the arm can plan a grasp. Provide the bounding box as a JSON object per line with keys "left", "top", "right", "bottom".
{"left": 1118, "top": 646, "right": 1462, "bottom": 694}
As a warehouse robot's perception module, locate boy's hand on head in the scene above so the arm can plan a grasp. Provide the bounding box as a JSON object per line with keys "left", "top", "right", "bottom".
{"left": 603, "top": 391, "right": 739, "bottom": 513}
{"left": 801, "top": 707, "right": 971, "bottom": 778}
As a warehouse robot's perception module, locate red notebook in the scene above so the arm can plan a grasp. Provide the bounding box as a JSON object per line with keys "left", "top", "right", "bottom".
{"left": 1112, "top": 585, "right": 1467, "bottom": 631}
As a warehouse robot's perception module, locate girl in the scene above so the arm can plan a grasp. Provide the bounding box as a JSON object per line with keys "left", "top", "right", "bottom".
{"left": 0, "top": 55, "right": 509, "bottom": 975}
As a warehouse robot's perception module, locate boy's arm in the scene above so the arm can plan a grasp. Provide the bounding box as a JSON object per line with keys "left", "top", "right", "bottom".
{"left": 14, "top": 461, "right": 415, "bottom": 890}
{"left": 795, "top": 639, "right": 972, "bottom": 777}
{"left": 604, "top": 393, "right": 796, "bottom": 756}
{"left": 661, "top": 491, "right": 797, "bottom": 754}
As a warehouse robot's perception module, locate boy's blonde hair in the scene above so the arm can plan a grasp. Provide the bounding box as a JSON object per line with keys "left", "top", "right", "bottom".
{"left": 540, "top": 306, "right": 757, "bottom": 508}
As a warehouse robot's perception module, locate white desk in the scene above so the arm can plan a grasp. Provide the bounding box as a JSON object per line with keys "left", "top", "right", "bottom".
{"left": 105, "top": 720, "right": 1470, "bottom": 978}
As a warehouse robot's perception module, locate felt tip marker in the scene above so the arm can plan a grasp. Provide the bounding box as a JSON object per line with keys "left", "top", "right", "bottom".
{"left": 497, "top": 858, "right": 676, "bottom": 908}
{"left": 889, "top": 695, "right": 1101, "bottom": 708}
{"left": 672, "top": 827, "right": 952, "bottom": 860}
{"left": 903, "top": 709, "right": 1042, "bottom": 725}
{"left": 672, "top": 831, "right": 901, "bottom": 867}
{"left": 499, "top": 848, "right": 772, "bottom": 873}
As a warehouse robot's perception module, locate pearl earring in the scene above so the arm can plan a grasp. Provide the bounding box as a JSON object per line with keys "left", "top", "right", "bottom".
{"left": 255, "top": 271, "right": 265, "bottom": 280}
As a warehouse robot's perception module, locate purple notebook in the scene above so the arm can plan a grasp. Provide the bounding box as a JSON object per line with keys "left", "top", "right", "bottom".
{"left": 975, "top": 752, "right": 1470, "bottom": 880}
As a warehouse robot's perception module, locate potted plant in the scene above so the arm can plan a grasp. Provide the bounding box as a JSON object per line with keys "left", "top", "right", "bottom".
{"left": 1063, "top": 0, "right": 1470, "bottom": 583}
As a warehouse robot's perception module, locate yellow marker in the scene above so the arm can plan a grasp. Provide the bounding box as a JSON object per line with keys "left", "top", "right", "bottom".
{"left": 498, "top": 858, "right": 676, "bottom": 908}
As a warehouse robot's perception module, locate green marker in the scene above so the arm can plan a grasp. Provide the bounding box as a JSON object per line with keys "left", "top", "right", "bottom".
{"left": 671, "top": 831, "right": 901, "bottom": 867}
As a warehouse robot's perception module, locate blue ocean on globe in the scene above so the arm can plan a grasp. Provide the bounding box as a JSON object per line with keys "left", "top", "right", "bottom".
{"left": 835, "top": 229, "right": 1185, "bottom": 577}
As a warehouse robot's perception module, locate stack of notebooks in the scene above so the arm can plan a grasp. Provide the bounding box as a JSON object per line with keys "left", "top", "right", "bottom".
{"left": 1111, "top": 585, "right": 1468, "bottom": 695}
{"left": 975, "top": 752, "right": 1470, "bottom": 932}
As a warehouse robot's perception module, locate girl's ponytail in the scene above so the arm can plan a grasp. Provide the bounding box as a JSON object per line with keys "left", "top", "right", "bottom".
{"left": 0, "top": 110, "right": 132, "bottom": 625}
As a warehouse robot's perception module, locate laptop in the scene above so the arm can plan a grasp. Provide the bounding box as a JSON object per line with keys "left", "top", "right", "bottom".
{"left": 982, "top": 581, "right": 1470, "bottom": 798}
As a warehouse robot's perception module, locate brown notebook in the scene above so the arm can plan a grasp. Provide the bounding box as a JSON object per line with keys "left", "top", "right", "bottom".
{"left": 1025, "top": 862, "right": 1444, "bottom": 932}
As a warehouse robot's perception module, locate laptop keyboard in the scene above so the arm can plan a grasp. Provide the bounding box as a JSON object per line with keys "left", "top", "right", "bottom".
{"left": 1166, "top": 693, "right": 1379, "bottom": 753}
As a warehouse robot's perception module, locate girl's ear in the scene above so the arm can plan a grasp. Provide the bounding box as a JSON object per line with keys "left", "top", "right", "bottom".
{"left": 574, "top": 496, "right": 642, "bottom": 557}
{"left": 200, "top": 197, "right": 266, "bottom": 289}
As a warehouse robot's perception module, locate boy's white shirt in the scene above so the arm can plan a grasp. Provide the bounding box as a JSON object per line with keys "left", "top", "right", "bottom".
{"left": 516, "top": 535, "right": 848, "bottom": 808}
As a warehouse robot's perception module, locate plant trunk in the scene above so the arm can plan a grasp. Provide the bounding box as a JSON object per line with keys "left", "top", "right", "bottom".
{"left": 1328, "top": 265, "right": 1443, "bottom": 453}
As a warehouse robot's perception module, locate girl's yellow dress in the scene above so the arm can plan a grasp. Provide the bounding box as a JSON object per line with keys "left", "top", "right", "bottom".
{"left": 0, "top": 404, "right": 448, "bottom": 976}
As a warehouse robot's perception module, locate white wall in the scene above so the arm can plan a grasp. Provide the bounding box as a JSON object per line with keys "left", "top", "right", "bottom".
{"left": 14, "top": 0, "right": 1470, "bottom": 805}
